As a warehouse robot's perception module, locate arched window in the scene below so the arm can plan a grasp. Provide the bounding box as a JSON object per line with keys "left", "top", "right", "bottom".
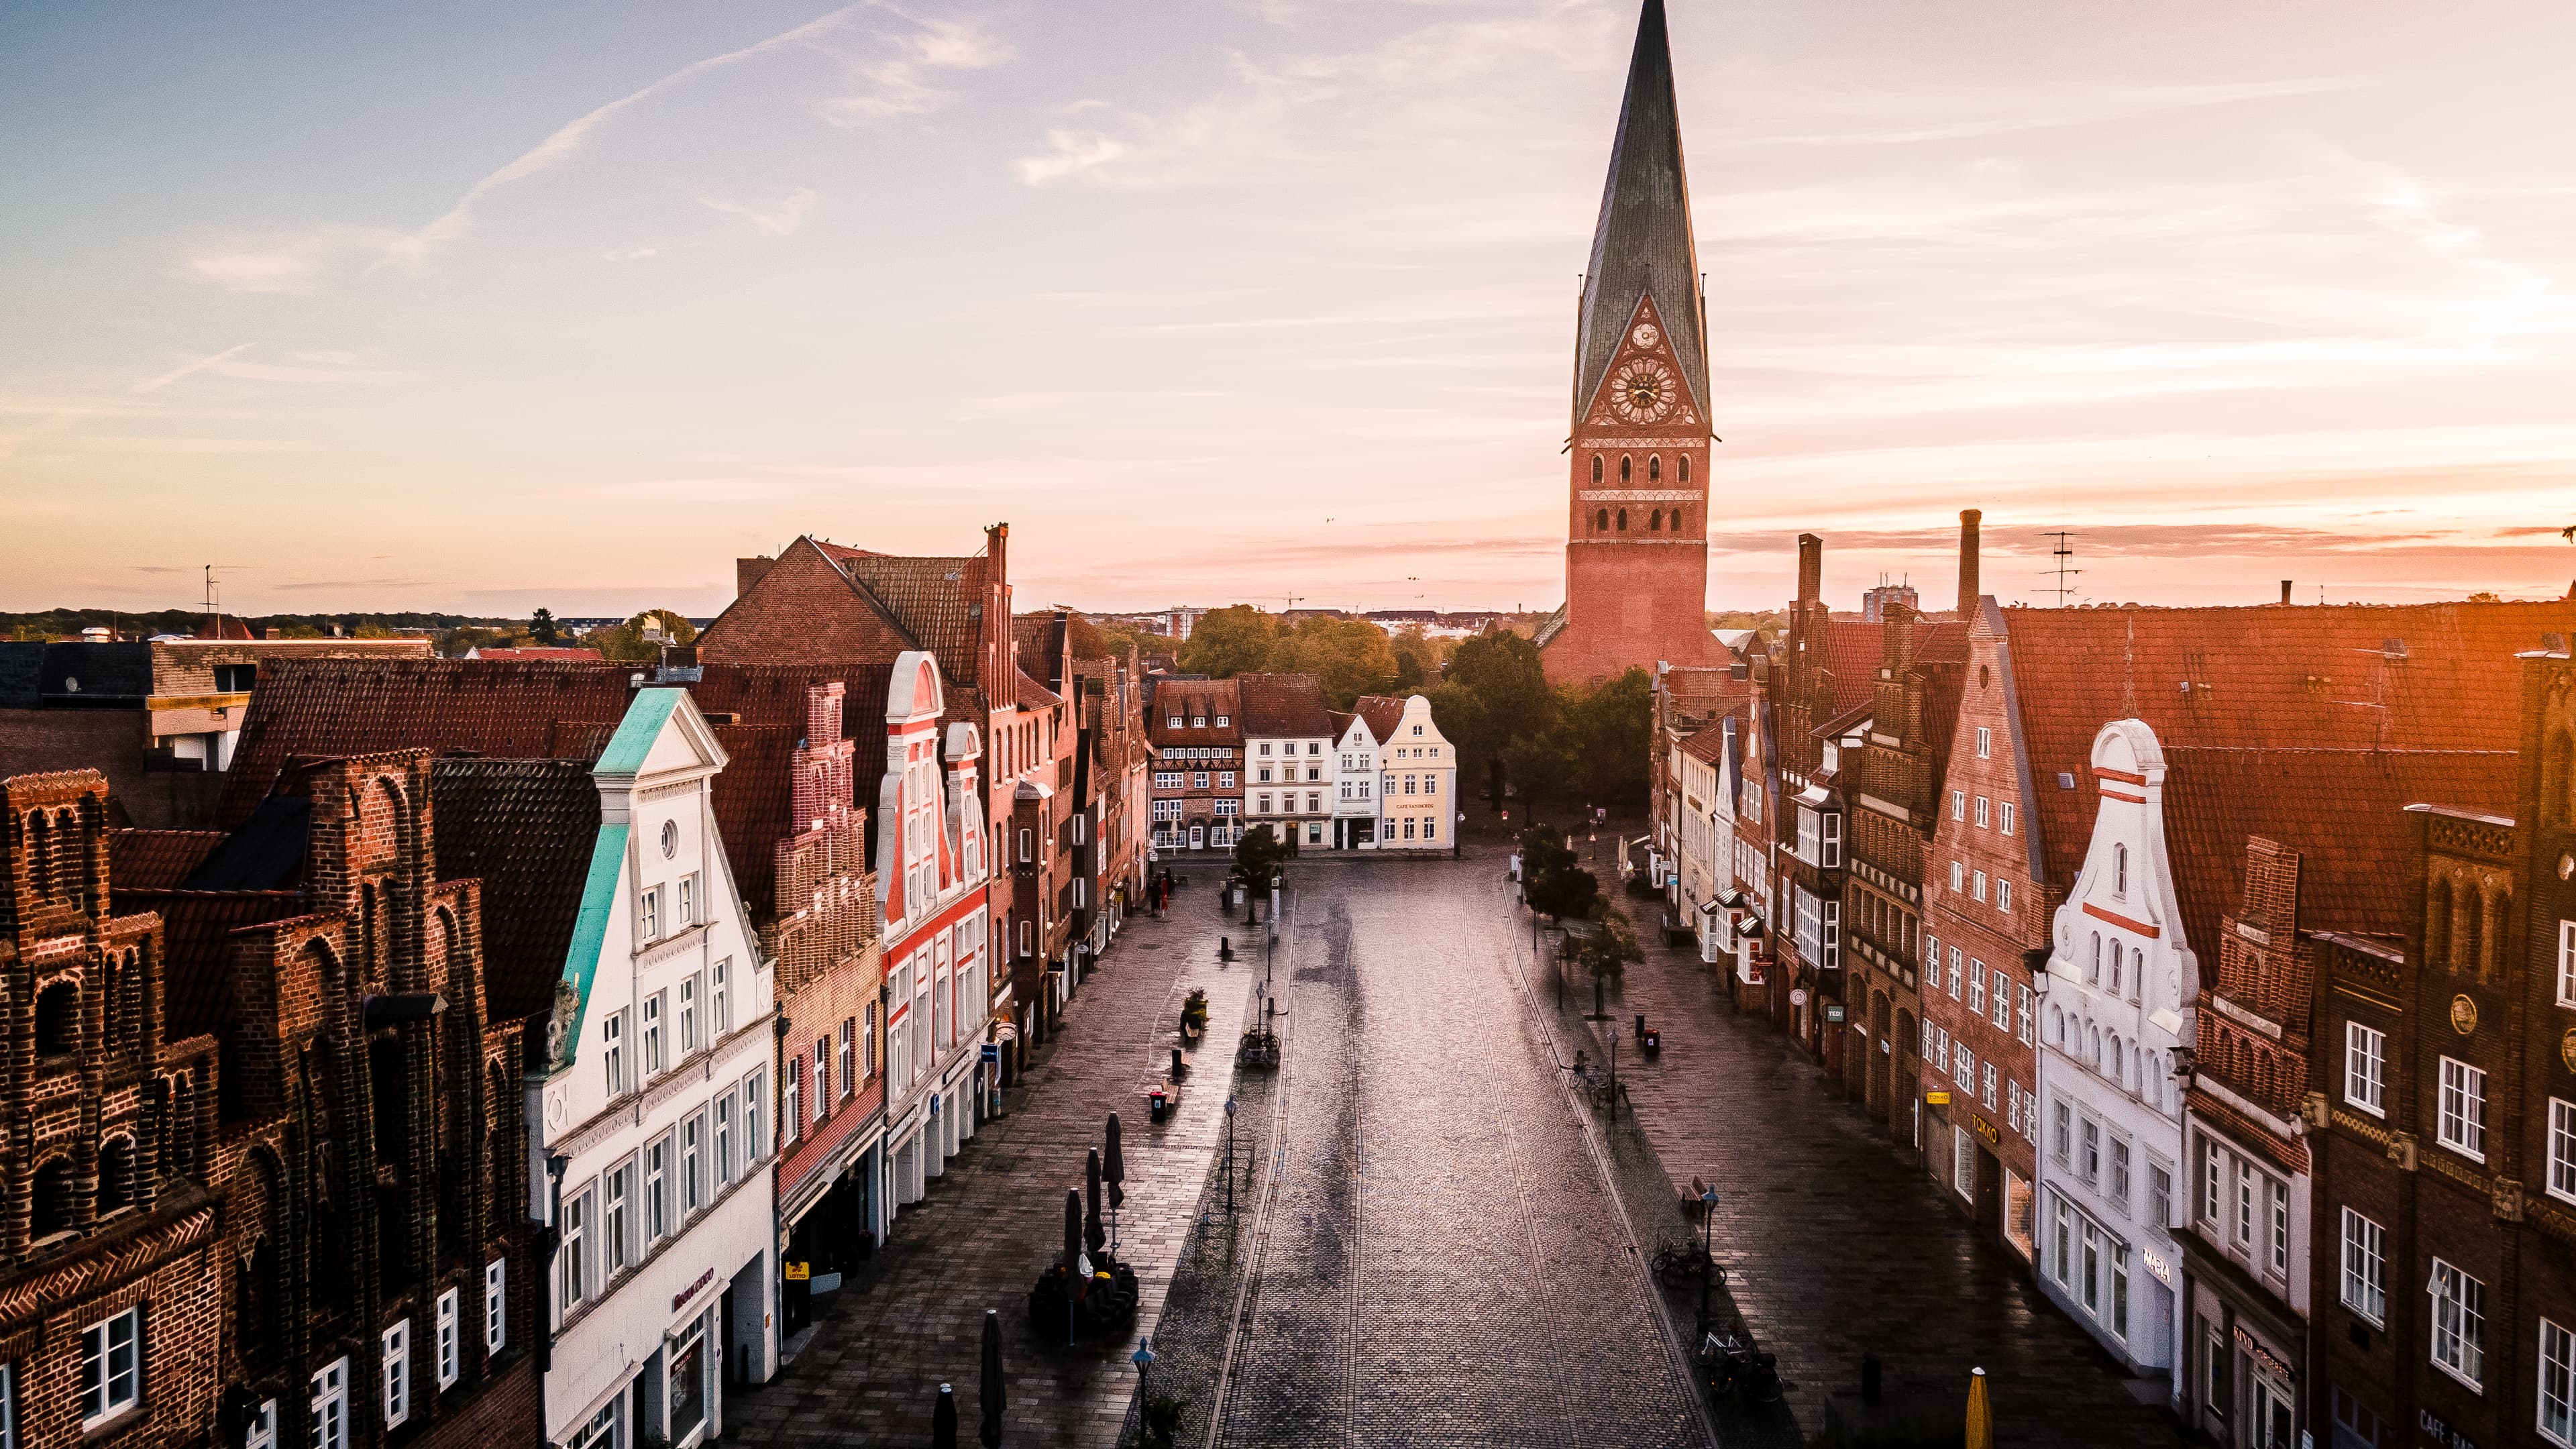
{"left": 1616, "top": 509, "right": 1628, "bottom": 531}
{"left": 2131, "top": 948, "right": 2145, "bottom": 1003}
{"left": 1670, "top": 507, "right": 1684, "bottom": 534}
{"left": 26, "top": 812, "right": 50, "bottom": 898}
{"left": 2107, "top": 1034, "right": 2123, "bottom": 1085}
{"left": 2089, "top": 1026, "right": 2102, "bottom": 1069}
{"left": 2108, "top": 938, "right": 2123, "bottom": 996}
{"left": 36, "top": 981, "right": 77, "bottom": 1057}
{"left": 2114, "top": 843, "right": 2130, "bottom": 897}
{"left": 1591, "top": 455, "right": 1603, "bottom": 484}
{"left": 1678, "top": 455, "right": 1691, "bottom": 484}
{"left": 1620, "top": 455, "right": 1632, "bottom": 482}
{"left": 1595, "top": 508, "right": 1608, "bottom": 532}
{"left": 99, "top": 1136, "right": 137, "bottom": 1214}
{"left": 1649, "top": 509, "right": 1663, "bottom": 532}
{"left": 30, "top": 1159, "right": 72, "bottom": 1238}
{"left": 2087, "top": 932, "right": 2101, "bottom": 985}
{"left": 1648, "top": 455, "right": 1662, "bottom": 482}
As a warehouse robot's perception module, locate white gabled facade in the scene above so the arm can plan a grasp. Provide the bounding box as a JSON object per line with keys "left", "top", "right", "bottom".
{"left": 873, "top": 651, "right": 996, "bottom": 1215}
{"left": 532, "top": 687, "right": 778, "bottom": 1449}
{"left": 1328, "top": 712, "right": 1381, "bottom": 849}
{"left": 2034, "top": 718, "right": 2196, "bottom": 1392}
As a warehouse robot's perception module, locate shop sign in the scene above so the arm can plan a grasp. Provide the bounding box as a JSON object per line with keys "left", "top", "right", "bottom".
{"left": 1970, "top": 1114, "right": 2000, "bottom": 1145}
{"left": 1926, "top": 1091, "right": 1951, "bottom": 1105}
{"left": 2140, "top": 1247, "right": 2173, "bottom": 1286}
{"left": 1824, "top": 1004, "right": 1845, "bottom": 1023}
{"left": 784, "top": 1261, "right": 811, "bottom": 1281}
{"left": 672, "top": 1265, "right": 717, "bottom": 1314}
{"left": 1790, "top": 988, "right": 1808, "bottom": 1006}
{"left": 2419, "top": 1409, "right": 2477, "bottom": 1449}
{"left": 2233, "top": 1324, "right": 2296, "bottom": 1384}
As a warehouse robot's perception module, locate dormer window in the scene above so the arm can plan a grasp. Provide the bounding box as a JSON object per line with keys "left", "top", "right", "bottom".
{"left": 1193, "top": 716, "right": 1206, "bottom": 728}
{"left": 1215, "top": 715, "right": 1230, "bottom": 727}
{"left": 1169, "top": 716, "right": 1181, "bottom": 728}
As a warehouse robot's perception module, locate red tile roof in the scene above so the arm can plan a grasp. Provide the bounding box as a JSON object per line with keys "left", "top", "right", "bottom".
{"left": 1147, "top": 679, "right": 1244, "bottom": 749}
{"left": 818, "top": 545, "right": 991, "bottom": 689}
{"left": 2004, "top": 601, "right": 2576, "bottom": 889}
{"left": 2157, "top": 745, "right": 2518, "bottom": 956}
{"left": 471, "top": 647, "right": 601, "bottom": 660}
{"left": 109, "top": 829, "right": 226, "bottom": 890}
{"left": 1234, "top": 673, "right": 1332, "bottom": 738}
{"left": 1352, "top": 695, "right": 1409, "bottom": 746}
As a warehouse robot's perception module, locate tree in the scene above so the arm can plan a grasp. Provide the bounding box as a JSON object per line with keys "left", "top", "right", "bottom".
{"left": 1517, "top": 821, "right": 1597, "bottom": 922}
{"left": 1572, "top": 899, "right": 1643, "bottom": 981}
{"left": 584, "top": 609, "right": 698, "bottom": 663}
{"left": 530, "top": 608, "right": 562, "bottom": 645}
{"left": 1234, "top": 822, "right": 1291, "bottom": 885}
{"left": 1177, "top": 606, "right": 1277, "bottom": 678}
{"left": 1273, "top": 616, "right": 1396, "bottom": 708}
{"left": 1389, "top": 628, "right": 1444, "bottom": 692}
{"left": 1432, "top": 632, "right": 1556, "bottom": 807}
{"left": 1568, "top": 667, "right": 1654, "bottom": 808}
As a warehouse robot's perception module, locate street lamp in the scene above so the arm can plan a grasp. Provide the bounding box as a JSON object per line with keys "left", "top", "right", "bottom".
{"left": 1224, "top": 1097, "right": 1238, "bottom": 1216}
{"left": 1131, "top": 1336, "right": 1157, "bottom": 1393}
{"left": 1697, "top": 1183, "right": 1721, "bottom": 1331}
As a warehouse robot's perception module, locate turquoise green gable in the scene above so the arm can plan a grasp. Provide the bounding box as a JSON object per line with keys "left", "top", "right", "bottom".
{"left": 548, "top": 821, "right": 629, "bottom": 1074}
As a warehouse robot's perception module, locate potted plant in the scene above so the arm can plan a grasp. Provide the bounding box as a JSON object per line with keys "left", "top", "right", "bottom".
{"left": 1179, "top": 988, "right": 1209, "bottom": 1040}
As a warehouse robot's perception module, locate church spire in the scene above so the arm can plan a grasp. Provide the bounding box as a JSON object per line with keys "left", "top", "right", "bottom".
{"left": 1574, "top": 0, "right": 1706, "bottom": 426}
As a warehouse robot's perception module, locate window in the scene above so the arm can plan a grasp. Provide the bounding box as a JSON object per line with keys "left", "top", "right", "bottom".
{"left": 310, "top": 1358, "right": 349, "bottom": 1449}
{"left": 1215, "top": 714, "right": 1229, "bottom": 727}
{"left": 1976, "top": 726, "right": 1991, "bottom": 759}
{"left": 1679, "top": 455, "right": 1690, "bottom": 483}
{"left": 1982, "top": 1062, "right": 1997, "bottom": 1110}
{"left": 80, "top": 1307, "right": 141, "bottom": 1427}
{"left": 484, "top": 1260, "right": 506, "bottom": 1355}
{"left": 1969, "top": 968, "right": 1986, "bottom": 1016}
{"left": 2051, "top": 1099, "right": 2072, "bottom": 1163}
{"left": 2202, "top": 1145, "right": 2222, "bottom": 1225}
{"left": 2236, "top": 1160, "right": 2255, "bottom": 1248}
{"left": 560, "top": 1182, "right": 592, "bottom": 1309}
{"left": 679, "top": 976, "right": 698, "bottom": 1054}
{"left": 682, "top": 1114, "right": 704, "bottom": 1212}
{"left": 2052, "top": 1198, "right": 2072, "bottom": 1283}
{"left": 2149, "top": 1163, "right": 2172, "bottom": 1227}
{"left": 2016, "top": 985, "right": 2033, "bottom": 1044}
{"left": 639, "top": 886, "right": 660, "bottom": 941}
{"left": 380, "top": 1320, "right": 410, "bottom": 1428}
{"left": 2113, "top": 843, "right": 2129, "bottom": 896}
{"left": 2270, "top": 1180, "right": 2292, "bottom": 1274}
{"left": 2561, "top": 920, "right": 2576, "bottom": 1006}
{"left": 2081, "top": 1117, "right": 2101, "bottom": 1185}
{"left": 1951, "top": 790, "right": 1966, "bottom": 820}
{"left": 2110, "top": 1139, "right": 2131, "bottom": 1212}
{"left": 2349, "top": 1020, "right": 2380, "bottom": 1108}
{"left": 1972, "top": 870, "right": 1986, "bottom": 902}
{"left": 2440, "top": 1056, "right": 2487, "bottom": 1159}
{"left": 782, "top": 1057, "right": 800, "bottom": 1142}
{"left": 2349, "top": 1201, "right": 2380, "bottom": 1315}
{"left": 2542, "top": 1318, "right": 2576, "bottom": 1446}
{"left": 2430, "top": 1258, "right": 2485, "bottom": 1387}
{"left": 1192, "top": 771, "right": 1209, "bottom": 790}
{"left": 862, "top": 1004, "right": 877, "bottom": 1083}
{"left": 1990, "top": 968, "right": 2009, "bottom": 1024}
{"left": 242, "top": 1395, "right": 275, "bottom": 1449}
{"left": 2552, "top": 1099, "right": 2576, "bottom": 1205}
{"left": 712, "top": 959, "right": 732, "bottom": 1035}
{"left": 1218, "top": 771, "right": 1235, "bottom": 789}
{"left": 2081, "top": 1222, "right": 2101, "bottom": 1312}
{"left": 603, "top": 1010, "right": 627, "bottom": 1096}
{"left": 433, "top": 1284, "right": 458, "bottom": 1392}
{"left": 743, "top": 1071, "right": 767, "bottom": 1167}
{"left": 1954, "top": 1042, "right": 1973, "bottom": 1086}
{"left": 838, "top": 1020, "right": 855, "bottom": 1099}
{"left": 678, "top": 873, "right": 696, "bottom": 927}
{"left": 647, "top": 1132, "right": 672, "bottom": 1240}
{"left": 1954, "top": 1127, "right": 1976, "bottom": 1202}
{"left": 2000, "top": 802, "right": 2015, "bottom": 835}
{"left": 1950, "top": 861, "right": 1964, "bottom": 892}
{"left": 643, "top": 992, "right": 665, "bottom": 1076}
{"left": 607, "top": 1157, "right": 635, "bottom": 1272}
{"left": 1976, "top": 796, "right": 1990, "bottom": 828}
{"left": 1996, "top": 880, "right": 2012, "bottom": 914}
{"left": 715, "top": 1092, "right": 736, "bottom": 1185}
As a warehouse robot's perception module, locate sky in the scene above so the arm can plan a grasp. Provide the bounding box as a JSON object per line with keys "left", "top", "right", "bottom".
{"left": 5, "top": 0, "right": 2575, "bottom": 620}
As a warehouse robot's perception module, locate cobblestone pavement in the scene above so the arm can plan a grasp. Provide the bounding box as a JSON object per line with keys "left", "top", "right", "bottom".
{"left": 729, "top": 878, "right": 1262, "bottom": 1447}
{"left": 1582, "top": 849, "right": 2185, "bottom": 1448}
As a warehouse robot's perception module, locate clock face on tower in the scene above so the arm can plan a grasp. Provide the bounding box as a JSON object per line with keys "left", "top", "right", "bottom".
{"left": 1609, "top": 358, "right": 1678, "bottom": 425}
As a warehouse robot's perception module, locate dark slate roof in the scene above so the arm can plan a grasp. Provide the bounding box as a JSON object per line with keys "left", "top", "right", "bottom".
{"left": 1234, "top": 673, "right": 1332, "bottom": 738}
{"left": 429, "top": 757, "right": 604, "bottom": 1025}
{"left": 109, "top": 830, "right": 227, "bottom": 890}
{"left": 1575, "top": 0, "right": 1707, "bottom": 422}
{"left": 180, "top": 795, "right": 312, "bottom": 890}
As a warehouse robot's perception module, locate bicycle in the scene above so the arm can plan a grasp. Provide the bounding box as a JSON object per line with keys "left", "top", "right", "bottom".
{"left": 1651, "top": 1238, "right": 1723, "bottom": 1289}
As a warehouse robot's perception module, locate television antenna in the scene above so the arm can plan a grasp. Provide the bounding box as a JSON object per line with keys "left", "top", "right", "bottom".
{"left": 2039, "top": 532, "right": 2080, "bottom": 606}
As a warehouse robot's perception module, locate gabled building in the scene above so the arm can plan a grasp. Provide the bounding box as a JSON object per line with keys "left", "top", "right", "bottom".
{"left": 1352, "top": 695, "right": 1457, "bottom": 852}
{"left": 526, "top": 689, "right": 777, "bottom": 1449}
{"left": 1067, "top": 645, "right": 1150, "bottom": 963}
{"left": 1146, "top": 679, "right": 1243, "bottom": 853}
{"left": 1236, "top": 674, "right": 1334, "bottom": 851}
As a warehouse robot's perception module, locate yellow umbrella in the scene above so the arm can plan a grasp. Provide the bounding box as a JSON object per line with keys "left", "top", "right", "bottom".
{"left": 1966, "top": 1366, "right": 1993, "bottom": 1449}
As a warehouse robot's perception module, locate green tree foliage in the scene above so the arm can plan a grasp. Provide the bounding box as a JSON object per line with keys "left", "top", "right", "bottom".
{"left": 1566, "top": 667, "right": 1654, "bottom": 808}
{"left": 1428, "top": 632, "right": 1556, "bottom": 808}
{"left": 436, "top": 625, "right": 511, "bottom": 657}
{"left": 1572, "top": 900, "right": 1644, "bottom": 981}
{"left": 583, "top": 609, "right": 699, "bottom": 663}
{"left": 1389, "top": 627, "right": 1450, "bottom": 692}
{"left": 1517, "top": 820, "right": 1597, "bottom": 921}
{"left": 1233, "top": 822, "right": 1291, "bottom": 885}
{"left": 530, "top": 608, "right": 562, "bottom": 645}
{"left": 1272, "top": 616, "right": 1396, "bottom": 708}
{"left": 1176, "top": 606, "right": 1277, "bottom": 678}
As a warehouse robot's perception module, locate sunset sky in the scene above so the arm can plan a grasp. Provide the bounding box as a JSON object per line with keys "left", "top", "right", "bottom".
{"left": 5, "top": 0, "right": 2574, "bottom": 619}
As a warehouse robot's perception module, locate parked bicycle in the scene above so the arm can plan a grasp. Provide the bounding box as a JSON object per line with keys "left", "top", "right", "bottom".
{"left": 1651, "top": 1237, "right": 1722, "bottom": 1289}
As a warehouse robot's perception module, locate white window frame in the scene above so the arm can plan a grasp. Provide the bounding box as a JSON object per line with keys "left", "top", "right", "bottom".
{"left": 2001, "top": 801, "right": 2015, "bottom": 835}
{"left": 2341, "top": 1207, "right": 2386, "bottom": 1326}
{"left": 244, "top": 1395, "right": 277, "bottom": 1449}
{"left": 1976, "top": 726, "right": 1991, "bottom": 758}
{"left": 603, "top": 1008, "right": 627, "bottom": 1097}
{"left": 560, "top": 1181, "right": 593, "bottom": 1312}
{"left": 2553, "top": 1098, "right": 2576, "bottom": 1207}
{"left": 643, "top": 991, "right": 665, "bottom": 1077}
{"left": 80, "top": 1306, "right": 142, "bottom": 1428}
{"left": 380, "top": 1319, "right": 410, "bottom": 1429}
{"left": 435, "top": 1288, "right": 460, "bottom": 1390}
{"left": 2430, "top": 1257, "right": 2485, "bottom": 1389}
{"left": 311, "top": 1358, "right": 349, "bottom": 1449}
{"left": 2439, "top": 1055, "right": 2487, "bottom": 1161}
{"left": 2561, "top": 920, "right": 2576, "bottom": 1008}
{"left": 2346, "top": 1021, "right": 2386, "bottom": 1116}
{"left": 484, "top": 1260, "right": 507, "bottom": 1356}
{"left": 2541, "top": 1317, "right": 2576, "bottom": 1448}
{"left": 639, "top": 885, "right": 660, "bottom": 941}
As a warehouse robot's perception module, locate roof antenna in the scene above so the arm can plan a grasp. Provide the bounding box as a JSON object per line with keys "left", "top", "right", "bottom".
{"left": 2041, "top": 531, "right": 2080, "bottom": 606}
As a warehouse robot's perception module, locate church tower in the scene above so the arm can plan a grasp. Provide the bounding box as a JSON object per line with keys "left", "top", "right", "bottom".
{"left": 1536, "top": 0, "right": 1732, "bottom": 684}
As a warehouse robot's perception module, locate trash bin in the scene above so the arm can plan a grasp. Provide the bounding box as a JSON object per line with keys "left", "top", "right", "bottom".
{"left": 1149, "top": 1088, "right": 1169, "bottom": 1124}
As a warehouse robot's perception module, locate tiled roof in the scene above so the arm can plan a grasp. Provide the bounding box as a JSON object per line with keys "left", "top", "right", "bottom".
{"left": 470, "top": 647, "right": 601, "bottom": 660}
{"left": 109, "top": 829, "right": 225, "bottom": 890}
{"left": 429, "top": 757, "right": 604, "bottom": 1024}
{"left": 1016, "top": 668, "right": 1062, "bottom": 710}
{"left": 1012, "top": 612, "right": 1063, "bottom": 691}
{"left": 1353, "top": 695, "right": 1408, "bottom": 745}
{"left": 2005, "top": 600, "right": 2576, "bottom": 888}
{"left": 1678, "top": 722, "right": 1733, "bottom": 764}
{"left": 127, "top": 889, "right": 303, "bottom": 1038}
{"left": 194, "top": 614, "right": 255, "bottom": 640}
{"left": 1817, "top": 619, "right": 1886, "bottom": 716}
{"left": 820, "top": 545, "right": 990, "bottom": 689}
{"left": 1146, "top": 679, "right": 1243, "bottom": 747}
{"left": 1234, "top": 674, "right": 1332, "bottom": 738}
{"left": 2157, "top": 745, "right": 2518, "bottom": 956}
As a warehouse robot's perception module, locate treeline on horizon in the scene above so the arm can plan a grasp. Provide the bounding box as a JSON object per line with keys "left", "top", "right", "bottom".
{"left": 3, "top": 607, "right": 522, "bottom": 640}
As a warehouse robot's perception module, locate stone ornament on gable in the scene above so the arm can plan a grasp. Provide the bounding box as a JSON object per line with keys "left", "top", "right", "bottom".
{"left": 2449, "top": 994, "right": 2477, "bottom": 1035}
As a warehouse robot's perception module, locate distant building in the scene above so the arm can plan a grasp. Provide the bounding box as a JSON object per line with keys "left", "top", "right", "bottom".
{"left": 1146, "top": 679, "right": 1242, "bottom": 853}
{"left": 460, "top": 646, "right": 601, "bottom": 661}
{"left": 1236, "top": 674, "right": 1334, "bottom": 850}
{"left": 0, "top": 635, "right": 429, "bottom": 826}
{"left": 1860, "top": 581, "right": 1919, "bottom": 623}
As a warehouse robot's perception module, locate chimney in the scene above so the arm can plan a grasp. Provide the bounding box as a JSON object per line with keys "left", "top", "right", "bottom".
{"left": 2281, "top": 580, "right": 2294, "bottom": 606}
{"left": 1796, "top": 533, "right": 1823, "bottom": 610}
{"left": 737, "top": 555, "right": 776, "bottom": 600}
{"left": 1956, "top": 509, "right": 1982, "bottom": 616}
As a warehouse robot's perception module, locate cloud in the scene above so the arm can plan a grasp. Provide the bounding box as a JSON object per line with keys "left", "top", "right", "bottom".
{"left": 274, "top": 577, "right": 443, "bottom": 592}
{"left": 184, "top": 3, "right": 902, "bottom": 290}
{"left": 700, "top": 187, "right": 818, "bottom": 236}
{"left": 132, "top": 343, "right": 257, "bottom": 394}
{"left": 812, "top": 9, "right": 1012, "bottom": 123}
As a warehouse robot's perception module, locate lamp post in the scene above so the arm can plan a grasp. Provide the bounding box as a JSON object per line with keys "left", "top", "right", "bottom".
{"left": 1131, "top": 1336, "right": 1157, "bottom": 1396}
{"left": 1224, "top": 1097, "right": 1238, "bottom": 1216}
{"left": 1697, "top": 1183, "right": 1721, "bottom": 1331}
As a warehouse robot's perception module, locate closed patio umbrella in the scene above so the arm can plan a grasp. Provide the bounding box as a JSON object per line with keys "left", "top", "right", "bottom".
{"left": 1965, "top": 1366, "right": 1992, "bottom": 1449}
{"left": 1085, "top": 1149, "right": 1108, "bottom": 1256}
{"left": 1063, "top": 1189, "right": 1082, "bottom": 1272}
{"left": 979, "top": 1309, "right": 1006, "bottom": 1448}
{"left": 1104, "top": 1113, "right": 1126, "bottom": 1208}
{"left": 933, "top": 1383, "right": 959, "bottom": 1449}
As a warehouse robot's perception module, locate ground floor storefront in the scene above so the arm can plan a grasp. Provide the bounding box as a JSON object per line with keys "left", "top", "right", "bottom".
{"left": 2180, "top": 1236, "right": 2304, "bottom": 1449}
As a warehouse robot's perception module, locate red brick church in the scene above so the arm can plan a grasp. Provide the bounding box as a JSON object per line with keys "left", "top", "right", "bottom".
{"left": 1536, "top": 0, "right": 1735, "bottom": 684}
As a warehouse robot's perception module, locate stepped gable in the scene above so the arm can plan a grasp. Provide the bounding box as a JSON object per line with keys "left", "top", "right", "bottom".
{"left": 2003, "top": 599, "right": 2576, "bottom": 890}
